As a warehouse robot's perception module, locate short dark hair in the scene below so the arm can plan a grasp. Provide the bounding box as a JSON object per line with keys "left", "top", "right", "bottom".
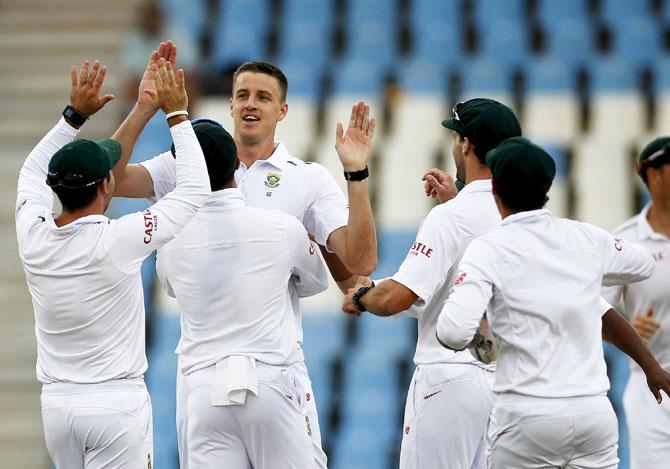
{"left": 232, "top": 61, "right": 288, "bottom": 102}
{"left": 205, "top": 154, "right": 236, "bottom": 191}
{"left": 53, "top": 175, "right": 109, "bottom": 212}
{"left": 493, "top": 176, "right": 549, "bottom": 212}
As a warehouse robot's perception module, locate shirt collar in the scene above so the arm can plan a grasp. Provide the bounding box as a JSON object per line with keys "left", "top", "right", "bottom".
{"left": 51, "top": 214, "right": 109, "bottom": 232}
{"left": 501, "top": 208, "right": 552, "bottom": 226}
{"left": 240, "top": 143, "right": 289, "bottom": 172}
{"left": 459, "top": 178, "right": 492, "bottom": 195}
{"left": 204, "top": 188, "right": 246, "bottom": 208}
{"left": 637, "top": 203, "right": 670, "bottom": 241}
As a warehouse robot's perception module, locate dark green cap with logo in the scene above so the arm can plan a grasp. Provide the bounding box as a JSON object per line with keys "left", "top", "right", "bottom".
{"left": 486, "top": 136, "right": 556, "bottom": 198}
{"left": 637, "top": 136, "right": 670, "bottom": 177}
{"left": 47, "top": 139, "right": 122, "bottom": 189}
{"left": 171, "top": 119, "right": 238, "bottom": 183}
{"left": 442, "top": 98, "right": 522, "bottom": 161}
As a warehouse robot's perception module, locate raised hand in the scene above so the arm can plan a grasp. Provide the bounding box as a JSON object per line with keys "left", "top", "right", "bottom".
{"left": 137, "top": 41, "right": 178, "bottom": 112}
{"left": 335, "top": 101, "right": 376, "bottom": 172}
{"left": 422, "top": 168, "right": 458, "bottom": 203}
{"left": 633, "top": 306, "right": 659, "bottom": 345}
{"left": 70, "top": 59, "right": 115, "bottom": 117}
{"left": 149, "top": 59, "right": 188, "bottom": 115}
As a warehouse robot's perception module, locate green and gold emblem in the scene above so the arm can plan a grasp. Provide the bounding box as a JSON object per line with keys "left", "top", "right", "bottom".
{"left": 264, "top": 171, "right": 281, "bottom": 188}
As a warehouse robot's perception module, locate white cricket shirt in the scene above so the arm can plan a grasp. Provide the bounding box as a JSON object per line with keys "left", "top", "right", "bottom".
{"left": 155, "top": 188, "right": 328, "bottom": 375}
{"left": 602, "top": 204, "right": 670, "bottom": 371}
{"left": 392, "top": 179, "right": 500, "bottom": 366}
{"left": 16, "top": 119, "right": 210, "bottom": 384}
{"left": 437, "top": 209, "right": 655, "bottom": 398}
{"left": 141, "top": 142, "right": 348, "bottom": 344}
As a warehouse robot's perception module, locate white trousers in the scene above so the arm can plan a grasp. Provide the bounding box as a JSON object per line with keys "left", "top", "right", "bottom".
{"left": 41, "top": 379, "right": 153, "bottom": 469}
{"left": 176, "top": 357, "right": 328, "bottom": 468}
{"left": 624, "top": 369, "right": 670, "bottom": 469}
{"left": 400, "top": 363, "right": 494, "bottom": 469}
{"left": 186, "top": 362, "right": 313, "bottom": 468}
{"left": 488, "top": 394, "right": 619, "bottom": 469}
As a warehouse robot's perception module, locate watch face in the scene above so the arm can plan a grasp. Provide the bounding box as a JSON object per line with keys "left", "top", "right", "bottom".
{"left": 63, "top": 105, "right": 87, "bottom": 125}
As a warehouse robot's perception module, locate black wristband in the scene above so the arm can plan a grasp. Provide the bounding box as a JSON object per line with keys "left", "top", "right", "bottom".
{"left": 63, "top": 105, "right": 88, "bottom": 126}
{"left": 343, "top": 166, "right": 369, "bottom": 181}
{"left": 352, "top": 285, "right": 373, "bottom": 313}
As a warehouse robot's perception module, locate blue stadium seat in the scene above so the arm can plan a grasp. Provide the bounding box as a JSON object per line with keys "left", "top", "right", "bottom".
{"left": 541, "top": 145, "right": 569, "bottom": 179}
{"left": 161, "top": 0, "right": 208, "bottom": 41}
{"left": 525, "top": 56, "right": 574, "bottom": 93}
{"left": 536, "top": 0, "right": 587, "bottom": 23}
{"left": 609, "top": 16, "right": 661, "bottom": 69}
{"left": 330, "top": 426, "right": 391, "bottom": 469}
{"left": 355, "top": 313, "right": 415, "bottom": 358}
{"left": 543, "top": 17, "right": 595, "bottom": 70}
{"left": 410, "top": 0, "right": 462, "bottom": 67}
{"left": 209, "top": 0, "right": 270, "bottom": 71}
{"left": 329, "top": 58, "right": 385, "bottom": 96}
{"left": 276, "top": 58, "right": 322, "bottom": 100}
{"left": 477, "top": 18, "right": 529, "bottom": 69}
{"left": 591, "top": 55, "right": 638, "bottom": 92}
{"left": 345, "top": 0, "right": 396, "bottom": 68}
{"left": 458, "top": 57, "right": 510, "bottom": 97}
{"left": 279, "top": 0, "right": 333, "bottom": 69}
{"left": 655, "top": 57, "right": 670, "bottom": 92}
{"left": 601, "top": 0, "right": 652, "bottom": 24}
{"left": 395, "top": 58, "right": 447, "bottom": 95}
{"left": 375, "top": 229, "right": 417, "bottom": 278}
{"left": 473, "top": 0, "right": 524, "bottom": 27}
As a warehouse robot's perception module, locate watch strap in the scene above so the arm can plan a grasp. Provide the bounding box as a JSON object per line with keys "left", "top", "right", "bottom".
{"left": 343, "top": 166, "right": 369, "bottom": 181}
{"left": 62, "top": 105, "right": 87, "bottom": 126}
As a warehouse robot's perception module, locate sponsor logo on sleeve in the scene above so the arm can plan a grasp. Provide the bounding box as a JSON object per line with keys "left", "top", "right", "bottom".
{"left": 653, "top": 251, "right": 664, "bottom": 261}
{"left": 614, "top": 238, "right": 623, "bottom": 252}
{"left": 408, "top": 241, "right": 433, "bottom": 258}
{"left": 143, "top": 210, "right": 157, "bottom": 244}
{"left": 309, "top": 244, "right": 315, "bottom": 255}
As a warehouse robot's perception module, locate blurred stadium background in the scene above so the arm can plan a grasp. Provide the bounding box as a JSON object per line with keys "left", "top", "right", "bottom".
{"left": 1, "top": 0, "right": 667, "bottom": 467}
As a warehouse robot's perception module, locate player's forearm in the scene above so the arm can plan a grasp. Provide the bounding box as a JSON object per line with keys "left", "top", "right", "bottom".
{"left": 602, "top": 308, "right": 659, "bottom": 373}
{"left": 111, "top": 103, "right": 156, "bottom": 186}
{"left": 342, "top": 180, "right": 377, "bottom": 275}
{"left": 360, "top": 280, "right": 414, "bottom": 317}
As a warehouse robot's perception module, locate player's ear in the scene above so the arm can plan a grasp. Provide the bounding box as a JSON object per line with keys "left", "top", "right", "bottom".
{"left": 278, "top": 102, "right": 288, "bottom": 122}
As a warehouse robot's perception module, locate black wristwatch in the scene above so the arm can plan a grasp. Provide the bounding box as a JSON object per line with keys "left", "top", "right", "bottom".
{"left": 352, "top": 285, "right": 373, "bottom": 313}
{"left": 343, "top": 166, "right": 369, "bottom": 181}
{"left": 63, "top": 105, "right": 88, "bottom": 126}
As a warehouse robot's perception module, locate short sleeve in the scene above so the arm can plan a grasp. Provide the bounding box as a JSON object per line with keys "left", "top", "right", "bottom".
{"left": 302, "top": 163, "right": 348, "bottom": 248}
{"left": 139, "top": 151, "right": 176, "bottom": 202}
{"left": 392, "top": 206, "right": 462, "bottom": 305}
{"left": 598, "top": 228, "right": 654, "bottom": 286}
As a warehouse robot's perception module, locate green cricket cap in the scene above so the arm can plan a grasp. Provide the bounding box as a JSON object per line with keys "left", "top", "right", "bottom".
{"left": 442, "top": 98, "right": 522, "bottom": 160}
{"left": 486, "top": 136, "right": 556, "bottom": 197}
{"left": 171, "top": 119, "right": 238, "bottom": 183}
{"left": 637, "top": 136, "right": 670, "bottom": 175}
{"left": 47, "top": 139, "right": 121, "bottom": 189}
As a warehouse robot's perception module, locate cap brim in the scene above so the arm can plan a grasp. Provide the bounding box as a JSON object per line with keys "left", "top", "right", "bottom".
{"left": 98, "top": 139, "right": 122, "bottom": 167}
{"left": 441, "top": 117, "right": 466, "bottom": 135}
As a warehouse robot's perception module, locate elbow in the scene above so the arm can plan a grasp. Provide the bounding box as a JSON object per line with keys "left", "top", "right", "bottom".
{"left": 349, "top": 254, "right": 378, "bottom": 277}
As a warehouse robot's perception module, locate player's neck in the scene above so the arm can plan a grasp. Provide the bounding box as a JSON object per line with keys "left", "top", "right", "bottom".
{"left": 55, "top": 204, "right": 105, "bottom": 227}
{"left": 464, "top": 159, "right": 492, "bottom": 184}
{"left": 647, "top": 199, "right": 670, "bottom": 238}
{"left": 236, "top": 135, "right": 277, "bottom": 169}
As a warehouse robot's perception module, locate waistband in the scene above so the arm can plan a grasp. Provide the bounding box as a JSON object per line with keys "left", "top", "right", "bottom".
{"left": 42, "top": 378, "right": 146, "bottom": 394}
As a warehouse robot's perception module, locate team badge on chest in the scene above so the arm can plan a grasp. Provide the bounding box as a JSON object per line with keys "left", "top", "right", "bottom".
{"left": 264, "top": 172, "right": 281, "bottom": 188}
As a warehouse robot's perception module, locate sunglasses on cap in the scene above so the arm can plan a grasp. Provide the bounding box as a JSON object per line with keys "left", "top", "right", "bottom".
{"left": 637, "top": 143, "right": 670, "bottom": 175}
{"left": 46, "top": 172, "right": 105, "bottom": 189}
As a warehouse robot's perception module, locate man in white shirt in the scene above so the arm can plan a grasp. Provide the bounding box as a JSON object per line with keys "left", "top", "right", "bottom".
{"left": 114, "top": 59, "right": 377, "bottom": 468}
{"left": 342, "top": 99, "right": 522, "bottom": 469}
{"left": 602, "top": 137, "right": 670, "bottom": 469}
{"left": 15, "top": 56, "right": 210, "bottom": 468}
{"left": 437, "top": 137, "right": 670, "bottom": 469}
{"left": 155, "top": 120, "right": 328, "bottom": 467}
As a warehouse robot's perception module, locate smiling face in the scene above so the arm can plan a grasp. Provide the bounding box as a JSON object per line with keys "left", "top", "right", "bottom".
{"left": 230, "top": 71, "right": 288, "bottom": 148}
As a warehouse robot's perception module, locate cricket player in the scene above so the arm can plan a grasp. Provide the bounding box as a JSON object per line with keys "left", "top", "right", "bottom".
{"left": 602, "top": 137, "right": 670, "bottom": 469}
{"left": 154, "top": 120, "right": 328, "bottom": 467}
{"left": 113, "top": 58, "right": 377, "bottom": 468}
{"left": 342, "top": 98, "right": 522, "bottom": 468}
{"left": 15, "top": 56, "right": 210, "bottom": 468}
{"left": 437, "top": 137, "right": 670, "bottom": 469}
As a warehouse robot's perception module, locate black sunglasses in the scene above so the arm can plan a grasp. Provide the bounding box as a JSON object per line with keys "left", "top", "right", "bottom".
{"left": 46, "top": 172, "right": 105, "bottom": 189}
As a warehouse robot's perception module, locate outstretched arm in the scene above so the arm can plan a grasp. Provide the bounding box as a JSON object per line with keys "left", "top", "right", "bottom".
{"left": 113, "top": 41, "right": 177, "bottom": 199}
{"left": 17, "top": 59, "right": 114, "bottom": 214}
{"left": 602, "top": 308, "right": 670, "bottom": 403}
{"left": 342, "top": 279, "right": 417, "bottom": 317}
{"left": 327, "top": 101, "right": 378, "bottom": 276}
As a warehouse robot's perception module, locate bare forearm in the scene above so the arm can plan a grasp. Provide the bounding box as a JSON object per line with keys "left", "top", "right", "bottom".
{"left": 111, "top": 104, "right": 156, "bottom": 183}
{"left": 360, "top": 280, "right": 415, "bottom": 317}
{"left": 343, "top": 180, "right": 377, "bottom": 275}
{"left": 602, "top": 308, "right": 659, "bottom": 372}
